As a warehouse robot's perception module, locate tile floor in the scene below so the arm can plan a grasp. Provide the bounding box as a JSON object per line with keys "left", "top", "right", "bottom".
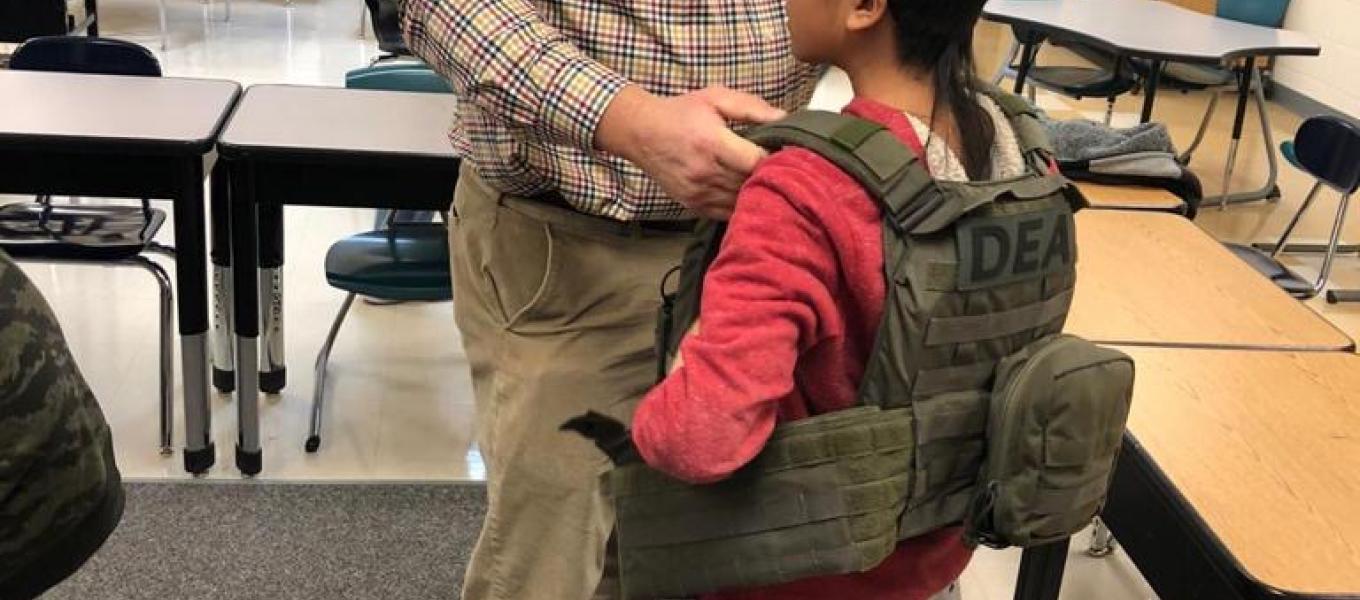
{"left": 6, "top": 2, "right": 1358, "bottom": 597}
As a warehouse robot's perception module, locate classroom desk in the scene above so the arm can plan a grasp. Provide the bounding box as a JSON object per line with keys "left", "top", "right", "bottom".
{"left": 1101, "top": 347, "right": 1360, "bottom": 599}
{"left": 215, "top": 84, "right": 459, "bottom": 476}
{"left": 1067, "top": 210, "right": 1353, "bottom": 351}
{"left": 1075, "top": 182, "right": 1186, "bottom": 214}
{"left": 983, "top": 0, "right": 1320, "bottom": 204}
{"left": 0, "top": 70, "right": 241, "bottom": 475}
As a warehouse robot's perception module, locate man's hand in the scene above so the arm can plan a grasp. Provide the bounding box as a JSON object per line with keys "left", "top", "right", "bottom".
{"left": 596, "top": 85, "right": 787, "bottom": 220}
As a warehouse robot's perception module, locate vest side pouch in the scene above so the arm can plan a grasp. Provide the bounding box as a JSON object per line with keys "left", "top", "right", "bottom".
{"left": 609, "top": 406, "right": 913, "bottom": 600}
{"left": 965, "top": 334, "right": 1134, "bottom": 548}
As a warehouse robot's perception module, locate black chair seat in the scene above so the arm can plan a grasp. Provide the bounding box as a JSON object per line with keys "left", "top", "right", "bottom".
{"left": 0, "top": 203, "right": 165, "bottom": 261}
{"left": 1131, "top": 59, "right": 1235, "bottom": 90}
{"left": 1028, "top": 65, "right": 1138, "bottom": 99}
{"left": 1223, "top": 243, "right": 1315, "bottom": 297}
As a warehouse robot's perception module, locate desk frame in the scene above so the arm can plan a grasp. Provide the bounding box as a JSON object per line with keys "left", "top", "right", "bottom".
{"left": 214, "top": 145, "right": 458, "bottom": 475}
{"left": 1106, "top": 434, "right": 1360, "bottom": 600}
{"left": 0, "top": 83, "right": 240, "bottom": 475}
{"left": 985, "top": 1, "right": 1319, "bottom": 206}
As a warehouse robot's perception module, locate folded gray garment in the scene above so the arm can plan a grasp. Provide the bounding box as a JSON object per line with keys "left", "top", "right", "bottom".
{"left": 1045, "top": 118, "right": 1178, "bottom": 162}
{"left": 1087, "top": 151, "right": 1184, "bottom": 179}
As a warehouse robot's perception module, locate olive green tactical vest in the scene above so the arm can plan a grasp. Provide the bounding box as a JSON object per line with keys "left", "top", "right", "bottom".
{"left": 610, "top": 88, "right": 1134, "bottom": 600}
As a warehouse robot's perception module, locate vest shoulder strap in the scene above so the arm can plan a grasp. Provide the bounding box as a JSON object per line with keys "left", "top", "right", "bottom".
{"left": 745, "top": 111, "right": 938, "bottom": 234}
{"left": 976, "top": 83, "right": 1053, "bottom": 164}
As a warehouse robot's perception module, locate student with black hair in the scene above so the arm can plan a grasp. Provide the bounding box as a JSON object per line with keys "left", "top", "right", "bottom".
{"left": 628, "top": 0, "right": 1030, "bottom": 597}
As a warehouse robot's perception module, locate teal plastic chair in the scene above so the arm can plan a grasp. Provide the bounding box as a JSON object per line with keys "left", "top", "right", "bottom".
{"left": 306, "top": 64, "right": 457, "bottom": 453}
{"left": 345, "top": 63, "right": 452, "bottom": 94}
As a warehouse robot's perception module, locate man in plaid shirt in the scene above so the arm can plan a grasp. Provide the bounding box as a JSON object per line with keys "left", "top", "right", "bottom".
{"left": 399, "top": 1, "right": 822, "bottom": 598}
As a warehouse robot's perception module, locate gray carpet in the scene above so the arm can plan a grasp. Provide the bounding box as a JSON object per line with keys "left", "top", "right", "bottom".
{"left": 41, "top": 482, "right": 487, "bottom": 600}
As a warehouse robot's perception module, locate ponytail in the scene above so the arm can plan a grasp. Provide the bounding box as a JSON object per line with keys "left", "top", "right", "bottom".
{"left": 887, "top": 0, "right": 996, "bottom": 180}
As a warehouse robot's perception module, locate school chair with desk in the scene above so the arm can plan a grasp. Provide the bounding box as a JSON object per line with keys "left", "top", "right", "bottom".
{"left": 991, "top": 25, "right": 1137, "bottom": 126}
{"left": 1135, "top": 0, "right": 1292, "bottom": 208}
{"left": 0, "top": 36, "right": 177, "bottom": 455}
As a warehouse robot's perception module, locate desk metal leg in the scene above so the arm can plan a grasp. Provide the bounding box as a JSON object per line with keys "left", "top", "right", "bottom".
{"left": 1140, "top": 59, "right": 1163, "bottom": 124}
{"left": 210, "top": 161, "right": 235, "bottom": 394}
{"left": 177, "top": 158, "right": 215, "bottom": 475}
{"left": 1211, "top": 62, "right": 1282, "bottom": 208}
{"left": 1014, "top": 539, "right": 1070, "bottom": 600}
{"left": 229, "top": 160, "right": 263, "bottom": 477}
{"left": 1013, "top": 40, "right": 1040, "bottom": 95}
{"left": 257, "top": 203, "right": 285, "bottom": 394}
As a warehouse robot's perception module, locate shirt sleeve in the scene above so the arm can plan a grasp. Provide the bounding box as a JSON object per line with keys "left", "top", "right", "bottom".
{"left": 397, "top": 0, "right": 629, "bottom": 150}
{"left": 631, "top": 160, "right": 843, "bottom": 484}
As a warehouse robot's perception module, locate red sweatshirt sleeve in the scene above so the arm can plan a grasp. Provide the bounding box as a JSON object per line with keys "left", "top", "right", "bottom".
{"left": 632, "top": 155, "right": 848, "bottom": 484}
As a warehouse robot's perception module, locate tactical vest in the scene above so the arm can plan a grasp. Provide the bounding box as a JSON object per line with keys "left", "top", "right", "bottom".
{"left": 609, "top": 89, "right": 1135, "bottom": 600}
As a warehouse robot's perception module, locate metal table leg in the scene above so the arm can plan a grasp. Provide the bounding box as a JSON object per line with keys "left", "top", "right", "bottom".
{"left": 1013, "top": 39, "right": 1041, "bottom": 95}
{"left": 1210, "top": 61, "right": 1282, "bottom": 208}
{"left": 1014, "top": 539, "right": 1070, "bottom": 600}
{"left": 177, "top": 157, "right": 215, "bottom": 475}
{"left": 210, "top": 160, "right": 235, "bottom": 394}
{"left": 229, "top": 159, "right": 263, "bottom": 477}
{"left": 1140, "top": 59, "right": 1164, "bottom": 124}
{"left": 257, "top": 202, "right": 285, "bottom": 394}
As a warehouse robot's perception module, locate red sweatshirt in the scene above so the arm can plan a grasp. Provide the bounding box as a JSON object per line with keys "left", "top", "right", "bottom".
{"left": 631, "top": 97, "right": 975, "bottom": 600}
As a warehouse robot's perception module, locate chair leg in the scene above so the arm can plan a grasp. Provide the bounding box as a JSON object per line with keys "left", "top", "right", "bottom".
{"left": 1306, "top": 193, "right": 1352, "bottom": 299}
{"left": 158, "top": 0, "right": 168, "bottom": 50}
{"left": 128, "top": 256, "right": 175, "bottom": 456}
{"left": 1087, "top": 518, "right": 1117, "bottom": 558}
{"left": 1178, "top": 91, "right": 1219, "bottom": 164}
{"left": 1252, "top": 68, "right": 1281, "bottom": 203}
{"left": 1269, "top": 181, "right": 1324, "bottom": 260}
{"left": 992, "top": 38, "right": 1021, "bottom": 86}
{"left": 307, "top": 293, "right": 357, "bottom": 453}
{"left": 359, "top": 1, "right": 367, "bottom": 39}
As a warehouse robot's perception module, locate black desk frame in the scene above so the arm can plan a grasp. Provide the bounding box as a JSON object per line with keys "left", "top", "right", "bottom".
{"left": 0, "top": 104, "right": 241, "bottom": 476}
{"left": 212, "top": 144, "right": 458, "bottom": 475}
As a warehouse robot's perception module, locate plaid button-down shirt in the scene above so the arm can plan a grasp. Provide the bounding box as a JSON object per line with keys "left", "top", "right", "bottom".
{"left": 399, "top": 0, "right": 823, "bottom": 221}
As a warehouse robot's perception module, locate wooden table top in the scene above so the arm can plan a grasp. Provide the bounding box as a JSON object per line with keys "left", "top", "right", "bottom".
{"left": 1120, "top": 346, "right": 1360, "bottom": 595}
{"left": 1076, "top": 182, "right": 1186, "bottom": 212}
{"left": 1067, "top": 210, "right": 1353, "bottom": 351}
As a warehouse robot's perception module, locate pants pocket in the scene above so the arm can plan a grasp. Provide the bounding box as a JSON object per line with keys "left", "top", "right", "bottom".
{"left": 482, "top": 203, "right": 558, "bottom": 329}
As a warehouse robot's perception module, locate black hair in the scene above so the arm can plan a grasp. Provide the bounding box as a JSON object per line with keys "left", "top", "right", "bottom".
{"left": 885, "top": 0, "right": 995, "bottom": 180}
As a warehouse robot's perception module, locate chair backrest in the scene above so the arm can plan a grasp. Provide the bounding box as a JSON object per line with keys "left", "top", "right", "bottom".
{"left": 345, "top": 65, "right": 452, "bottom": 94}
{"left": 9, "top": 36, "right": 161, "bottom": 76}
{"left": 0, "top": 0, "right": 69, "bottom": 43}
{"left": 1294, "top": 116, "right": 1360, "bottom": 195}
{"left": 1217, "top": 0, "right": 1290, "bottom": 28}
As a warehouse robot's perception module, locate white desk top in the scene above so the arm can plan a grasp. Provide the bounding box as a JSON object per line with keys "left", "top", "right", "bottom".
{"left": 0, "top": 70, "right": 240, "bottom": 152}
{"left": 983, "top": 0, "right": 1321, "bottom": 64}
{"left": 219, "top": 85, "right": 458, "bottom": 160}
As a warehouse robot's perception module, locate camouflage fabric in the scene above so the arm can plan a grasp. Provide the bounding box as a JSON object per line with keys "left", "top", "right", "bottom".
{"left": 0, "top": 249, "right": 121, "bottom": 587}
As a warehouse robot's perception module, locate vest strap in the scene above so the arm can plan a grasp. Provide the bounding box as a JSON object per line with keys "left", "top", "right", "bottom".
{"left": 925, "top": 289, "right": 1074, "bottom": 346}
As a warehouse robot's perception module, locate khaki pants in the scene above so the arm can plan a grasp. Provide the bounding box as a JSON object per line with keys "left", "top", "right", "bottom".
{"left": 450, "top": 165, "right": 694, "bottom": 600}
